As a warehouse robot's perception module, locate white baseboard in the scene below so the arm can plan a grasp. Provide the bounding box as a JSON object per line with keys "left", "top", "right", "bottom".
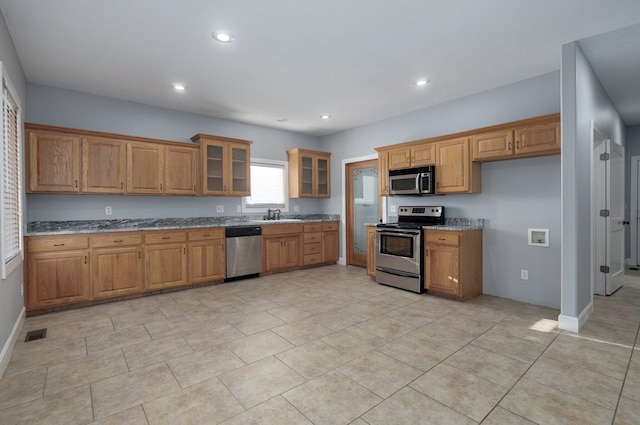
{"left": 0, "top": 307, "right": 25, "bottom": 378}
{"left": 558, "top": 301, "right": 593, "bottom": 333}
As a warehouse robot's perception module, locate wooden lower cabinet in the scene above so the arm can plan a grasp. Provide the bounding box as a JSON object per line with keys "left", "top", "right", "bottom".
{"left": 424, "top": 229, "right": 482, "bottom": 300}
{"left": 263, "top": 235, "right": 301, "bottom": 273}
{"left": 90, "top": 234, "right": 143, "bottom": 299}
{"left": 91, "top": 246, "right": 143, "bottom": 299}
{"left": 366, "top": 225, "right": 376, "bottom": 279}
{"left": 322, "top": 224, "right": 339, "bottom": 263}
{"left": 27, "top": 250, "right": 90, "bottom": 308}
{"left": 188, "top": 229, "right": 225, "bottom": 283}
{"left": 145, "top": 231, "right": 188, "bottom": 290}
{"left": 24, "top": 222, "right": 338, "bottom": 314}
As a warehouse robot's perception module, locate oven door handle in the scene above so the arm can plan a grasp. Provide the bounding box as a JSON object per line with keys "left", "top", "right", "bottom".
{"left": 376, "top": 229, "right": 421, "bottom": 237}
{"left": 376, "top": 266, "right": 420, "bottom": 279}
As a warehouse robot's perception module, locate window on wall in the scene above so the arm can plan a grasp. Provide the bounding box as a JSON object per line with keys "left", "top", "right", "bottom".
{"left": 242, "top": 159, "right": 288, "bottom": 213}
{"left": 1, "top": 65, "right": 23, "bottom": 279}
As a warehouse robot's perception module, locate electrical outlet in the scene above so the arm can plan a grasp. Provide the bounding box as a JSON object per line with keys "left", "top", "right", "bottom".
{"left": 216, "top": 205, "right": 224, "bottom": 213}
{"left": 105, "top": 206, "right": 112, "bottom": 215}
{"left": 390, "top": 205, "right": 397, "bottom": 213}
{"left": 237, "top": 205, "right": 241, "bottom": 212}
{"left": 294, "top": 205, "right": 300, "bottom": 212}
{"left": 521, "top": 270, "right": 529, "bottom": 280}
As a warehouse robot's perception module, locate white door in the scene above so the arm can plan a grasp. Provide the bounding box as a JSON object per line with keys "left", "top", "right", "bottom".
{"left": 594, "top": 135, "right": 625, "bottom": 295}
{"left": 609, "top": 140, "right": 625, "bottom": 294}
{"left": 631, "top": 155, "right": 640, "bottom": 265}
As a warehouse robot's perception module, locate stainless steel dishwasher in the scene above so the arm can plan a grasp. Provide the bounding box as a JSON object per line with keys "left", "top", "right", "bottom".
{"left": 225, "top": 226, "right": 262, "bottom": 281}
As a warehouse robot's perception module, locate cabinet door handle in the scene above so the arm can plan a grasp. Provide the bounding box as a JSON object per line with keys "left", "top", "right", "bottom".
{"left": 75, "top": 180, "right": 78, "bottom": 188}
{"left": 160, "top": 183, "right": 163, "bottom": 191}
{"left": 438, "top": 237, "right": 446, "bottom": 241}
{"left": 406, "top": 157, "right": 410, "bottom": 164}
{"left": 162, "top": 236, "right": 170, "bottom": 240}
{"left": 183, "top": 247, "right": 186, "bottom": 255}
{"left": 138, "top": 251, "right": 141, "bottom": 259}
{"left": 120, "top": 182, "right": 124, "bottom": 189}
{"left": 507, "top": 142, "right": 511, "bottom": 151}
{"left": 113, "top": 239, "right": 123, "bottom": 243}
{"left": 516, "top": 140, "right": 521, "bottom": 150}
{"left": 84, "top": 256, "right": 87, "bottom": 264}
{"left": 203, "top": 234, "right": 210, "bottom": 237}
{"left": 53, "top": 243, "right": 65, "bottom": 247}
{"left": 412, "top": 156, "right": 416, "bottom": 164}
{"left": 425, "top": 249, "right": 428, "bottom": 256}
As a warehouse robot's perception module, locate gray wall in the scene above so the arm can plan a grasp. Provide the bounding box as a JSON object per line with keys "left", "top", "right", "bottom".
{"left": 26, "top": 84, "right": 325, "bottom": 221}
{"left": 0, "top": 9, "right": 27, "bottom": 372}
{"left": 560, "top": 42, "right": 626, "bottom": 321}
{"left": 322, "top": 72, "right": 562, "bottom": 308}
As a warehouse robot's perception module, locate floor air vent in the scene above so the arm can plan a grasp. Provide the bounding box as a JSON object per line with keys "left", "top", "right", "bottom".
{"left": 25, "top": 328, "right": 47, "bottom": 342}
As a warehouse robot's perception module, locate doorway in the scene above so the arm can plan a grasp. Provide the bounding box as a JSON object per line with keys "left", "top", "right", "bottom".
{"left": 630, "top": 155, "right": 640, "bottom": 266}
{"left": 346, "top": 159, "right": 379, "bottom": 267}
{"left": 593, "top": 124, "right": 625, "bottom": 296}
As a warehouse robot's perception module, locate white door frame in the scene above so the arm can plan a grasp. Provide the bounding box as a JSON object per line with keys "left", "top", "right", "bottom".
{"left": 592, "top": 123, "right": 606, "bottom": 296}
{"left": 630, "top": 155, "right": 640, "bottom": 266}
{"left": 340, "top": 154, "right": 383, "bottom": 266}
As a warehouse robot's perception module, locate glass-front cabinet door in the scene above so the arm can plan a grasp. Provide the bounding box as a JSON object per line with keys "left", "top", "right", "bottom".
{"left": 192, "top": 134, "right": 252, "bottom": 197}
{"left": 205, "top": 142, "right": 224, "bottom": 194}
{"left": 301, "top": 155, "right": 314, "bottom": 196}
{"left": 229, "top": 142, "right": 250, "bottom": 196}
{"left": 287, "top": 148, "right": 331, "bottom": 198}
{"left": 316, "top": 156, "right": 330, "bottom": 197}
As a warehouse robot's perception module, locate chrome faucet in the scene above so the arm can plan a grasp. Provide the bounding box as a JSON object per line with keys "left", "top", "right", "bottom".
{"left": 266, "top": 208, "right": 281, "bottom": 220}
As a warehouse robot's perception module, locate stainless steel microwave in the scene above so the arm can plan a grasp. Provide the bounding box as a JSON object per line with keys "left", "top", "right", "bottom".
{"left": 388, "top": 166, "right": 435, "bottom": 195}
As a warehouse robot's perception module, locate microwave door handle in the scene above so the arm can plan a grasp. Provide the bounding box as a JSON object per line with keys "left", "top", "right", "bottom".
{"left": 415, "top": 173, "right": 422, "bottom": 192}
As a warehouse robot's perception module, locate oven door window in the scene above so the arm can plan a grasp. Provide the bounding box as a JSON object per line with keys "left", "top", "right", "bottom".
{"left": 379, "top": 233, "right": 414, "bottom": 258}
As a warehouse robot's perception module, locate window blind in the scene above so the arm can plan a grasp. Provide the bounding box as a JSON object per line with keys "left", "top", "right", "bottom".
{"left": 2, "top": 73, "right": 23, "bottom": 278}
{"left": 245, "top": 162, "right": 286, "bottom": 208}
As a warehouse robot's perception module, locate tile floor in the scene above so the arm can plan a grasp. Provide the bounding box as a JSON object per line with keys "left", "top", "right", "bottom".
{"left": 1, "top": 265, "right": 639, "bottom": 424}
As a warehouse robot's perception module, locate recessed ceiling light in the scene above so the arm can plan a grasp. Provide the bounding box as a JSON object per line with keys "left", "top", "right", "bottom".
{"left": 320, "top": 114, "right": 332, "bottom": 120}
{"left": 415, "top": 79, "right": 430, "bottom": 87}
{"left": 172, "top": 83, "right": 186, "bottom": 91}
{"left": 212, "top": 31, "right": 235, "bottom": 43}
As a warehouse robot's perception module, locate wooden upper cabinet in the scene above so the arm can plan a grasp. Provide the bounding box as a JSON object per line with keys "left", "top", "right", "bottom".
{"left": 515, "top": 121, "right": 560, "bottom": 156}
{"left": 192, "top": 134, "right": 252, "bottom": 197}
{"left": 287, "top": 148, "right": 331, "bottom": 198}
{"left": 28, "top": 129, "right": 80, "bottom": 193}
{"left": 81, "top": 137, "right": 127, "bottom": 193}
{"left": 472, "top": 114, "right": 560, "bottom": 162}
{"left": 377, "top": 151, "right": 390, "bottom": 196}
{"left": 127, "top": 142, "right": 164, "bottom": 194}
{"left": 387, "top": 144, "right": 435, "bottom": 170}
{"left": 435, "top": 137, "right": 481, "bottom": 194}
{"left": 165, "top": 145, "right": 199, "bottom": 195}
{"left": 387, "top": 146, "right": 411, "bottom": 170}
{"left": 472, "top": 129, "right": 514, "bottom": 161}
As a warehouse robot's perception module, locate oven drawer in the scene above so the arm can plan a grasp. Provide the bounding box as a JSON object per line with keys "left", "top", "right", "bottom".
{"left": 425, "top": 231, "right": 459, "bottom": 246}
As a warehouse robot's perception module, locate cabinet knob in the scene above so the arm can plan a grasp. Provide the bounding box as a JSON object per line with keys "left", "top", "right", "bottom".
{"left": 507, "top": 142, "right": 511, "bottom": 151}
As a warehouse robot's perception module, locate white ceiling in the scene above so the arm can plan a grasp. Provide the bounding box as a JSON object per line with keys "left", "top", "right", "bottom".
{"left": 1, "top": 0, "right": 640, "bottom": 136}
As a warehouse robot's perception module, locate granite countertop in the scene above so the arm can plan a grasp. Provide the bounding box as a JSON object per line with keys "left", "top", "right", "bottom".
{"left": 26, "top": 214, "right": 341, "bottom": 236}
{"left": 366, "top": 218, "right": 483, "bottom": 232}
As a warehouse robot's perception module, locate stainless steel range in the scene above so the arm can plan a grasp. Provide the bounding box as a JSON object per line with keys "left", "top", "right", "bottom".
{"left": 375, "top": 206, "right": 444, "bottom": 293}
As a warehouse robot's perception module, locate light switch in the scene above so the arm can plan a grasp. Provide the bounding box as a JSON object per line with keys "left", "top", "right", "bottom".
{"left": 216, "top": 205, "right": 224, "bottom": 212}
{"left": 105, "top": 206, "right": 112, "bottom": 215}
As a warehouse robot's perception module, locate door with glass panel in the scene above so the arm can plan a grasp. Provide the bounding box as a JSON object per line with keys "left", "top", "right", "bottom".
{"left": 346, "top": 160, "right": 379, "bottom": 267}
